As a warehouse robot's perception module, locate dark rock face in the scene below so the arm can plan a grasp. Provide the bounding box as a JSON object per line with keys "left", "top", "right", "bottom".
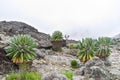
{"left": 0, "top": 37, "right": 2, "bottom": 40}
{"left": 0, "top": 21, "right": 37, "bottom": 36}
{"left": 0, "top": 21, "right": 52, "bottom": 49}
{"left": 0, "top": 48, "right": 18, "bottom": 74}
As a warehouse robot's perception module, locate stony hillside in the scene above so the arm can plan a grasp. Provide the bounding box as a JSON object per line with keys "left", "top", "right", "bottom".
{"left": 0, "top": 21, "right": 120, "bottom": 80}
{"left": 0, "top": 21, "right": 49, "bottom": 39}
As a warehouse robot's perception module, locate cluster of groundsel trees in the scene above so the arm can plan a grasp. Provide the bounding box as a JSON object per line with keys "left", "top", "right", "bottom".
{"left": 4, "top": 32, "right": 112, "bottom": 80}
{"left": 77, "top": 37, "right": 112, "bottom": 63}
{"left": 50, "top": 30, "right": 112, "bottom": 63}
{"left": 78, "top": 37, "right": 112, "bottom": 62}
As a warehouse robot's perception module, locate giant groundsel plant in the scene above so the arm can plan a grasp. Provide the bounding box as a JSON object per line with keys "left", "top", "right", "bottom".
{"left": 5, "top": 34, "right": 37, "bottom": 64}
{"left": 77, "top": 38, "right": 97, "bottom": 63}
{"left": 95, "top": 37, "right": 112, "bottom": 59}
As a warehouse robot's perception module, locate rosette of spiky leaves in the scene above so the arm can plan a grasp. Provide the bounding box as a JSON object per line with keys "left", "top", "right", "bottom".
{"left": 77, "top": 38, "right": 97, "bottom": 63}
{"left": 96, "top": 37, "right": 112, "bottom": 59}
{"left": 51, "top": 31, "right": 63, "bottom": 41}
{"left": 5, "top": 35, "right": 37, "bottom": 64}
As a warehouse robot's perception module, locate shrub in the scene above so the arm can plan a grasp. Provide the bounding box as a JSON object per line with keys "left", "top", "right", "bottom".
{"left": 77, "top": 38, "right": 97, "bottom": 63}
{"left": 6, "top": 71, "right": 41, "bottom": 80}
{"left": 5, "top": 34, "right": 37, "bottom": 64}
{"left": 63, "top": 71, "right": 74, "bottom": 80}
{"left": 69, "top": 43, "right": 78, "bottom": 49}
{"left": 51, "top": 31, "right": 63, "bottom": 41}
{"left": 71, "top": 60, "right": 78, "bottom": 68}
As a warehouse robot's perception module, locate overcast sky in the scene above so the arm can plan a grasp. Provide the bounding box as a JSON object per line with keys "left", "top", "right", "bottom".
{"left": 0, "top": 0, "right": 120, "bottom": 40}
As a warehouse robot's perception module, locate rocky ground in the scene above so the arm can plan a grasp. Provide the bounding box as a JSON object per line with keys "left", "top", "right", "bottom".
{"left": 107, "top": 49, "right": 120, "bottom": 79}
{"left": 32, "top": 49, "right": 82, "bottom": 80}
{"left": 31, "top": 48, "right": 120, "bottom": 80}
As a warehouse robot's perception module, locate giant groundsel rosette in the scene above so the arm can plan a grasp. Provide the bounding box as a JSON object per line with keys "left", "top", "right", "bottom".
{"left": 5, "top": 34, "right": 37, "bottom": 64}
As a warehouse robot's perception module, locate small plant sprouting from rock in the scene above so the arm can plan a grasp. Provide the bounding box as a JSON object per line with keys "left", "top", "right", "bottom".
{"left": 63, "top": 71, "right": 74, "bottom": 80}
{"left": 71, "top": 60, "right": 78, "bottom": 68}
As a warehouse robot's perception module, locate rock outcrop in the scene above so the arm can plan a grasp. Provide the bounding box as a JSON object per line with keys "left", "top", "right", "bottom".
{"left": 0, "top": 21, "right": 52, "bottom": 49}
{"left": 79, "top": 57, "right": 109, "bottom": 79}
{"left": 79, "top": 57, "right": 120, "bottom": 80}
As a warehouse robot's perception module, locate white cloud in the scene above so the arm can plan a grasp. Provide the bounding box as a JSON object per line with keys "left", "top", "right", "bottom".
{"left": 12, "top": 0, "right": 116, "bottom": 25}
{"left": 0, "top": 0, "right": 120, "bottom": 40}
